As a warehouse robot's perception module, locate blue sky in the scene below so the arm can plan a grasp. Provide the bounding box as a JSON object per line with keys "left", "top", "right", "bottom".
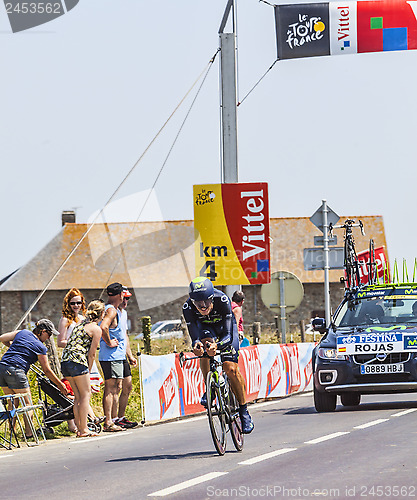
{"left": 1, "top": 0, "right": 416, "bottom": 281}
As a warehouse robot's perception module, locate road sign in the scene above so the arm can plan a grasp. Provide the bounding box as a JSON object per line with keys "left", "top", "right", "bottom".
{"left": 309, "top": 200, "right": 340, "bottom": 328}
{"left": 261, "top": 271, "right": 304, "bottom": 314}
{"left": 303, "top": 247, "right": 344, "bottom": 270}
{"left": 310, "top": 204, "right": 339, "bottom": 233}
{"left": 314, "top": 235, "right": 337, "bottom": 246}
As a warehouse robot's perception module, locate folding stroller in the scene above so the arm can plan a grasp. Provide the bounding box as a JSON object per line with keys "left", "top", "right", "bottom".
{"left": 32, "top": 365, "right": 101, "bottom": 434}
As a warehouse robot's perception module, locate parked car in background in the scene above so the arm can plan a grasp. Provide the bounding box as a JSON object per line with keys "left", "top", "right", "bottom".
{"left": 135, "top": 319, "right": 183, "bottom": 340}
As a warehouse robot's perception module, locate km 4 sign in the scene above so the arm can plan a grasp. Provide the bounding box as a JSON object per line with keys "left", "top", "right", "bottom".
{"left": 194, "top": 183, "right": 271, "bottom": 285}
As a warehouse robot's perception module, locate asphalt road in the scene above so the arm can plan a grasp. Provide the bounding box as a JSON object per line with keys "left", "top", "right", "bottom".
{"left": 1, "top": 392, "right": 417, "bottom": 500}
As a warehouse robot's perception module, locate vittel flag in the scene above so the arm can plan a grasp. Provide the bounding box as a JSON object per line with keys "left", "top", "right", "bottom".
{"left": 193, "top": 183, "right": 270, "bottom": 285}
{"left": 275, "top": 0, "right": 417, "bottom": 60}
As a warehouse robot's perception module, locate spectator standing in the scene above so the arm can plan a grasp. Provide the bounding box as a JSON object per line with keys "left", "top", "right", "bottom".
{"left": 99, "top": 282, "right": 126, "bottom": 432}
{"left": 113, "top": 287, "right": 138, "bottom": 429}
{"left": 57, "top": 288, "right": 103, "bottom": 391}
{"left": 57, "top": 288, "right": 86, "bottom": 348}
{"left": 231, "top": 290, "right": 250, "bottom": 347}
{"left": 57, "top": 288, "right": 101, "bottom": 432}
{"left": 61, "top": 300, "right": 104, "bottom": 438}
{"left": 0, "top": 319, "right": 68, "bottom": 438}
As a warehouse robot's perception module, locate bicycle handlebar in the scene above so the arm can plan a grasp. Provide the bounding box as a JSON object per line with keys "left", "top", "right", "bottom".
{"left": 179, "top": 346, "right": 236, "bottom": 368}
{"left": 328, "top": 219, "right": 365, "bottom": 238}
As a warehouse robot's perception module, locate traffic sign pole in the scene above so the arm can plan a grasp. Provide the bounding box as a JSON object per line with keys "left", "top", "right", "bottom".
{"left": 309, "top": 201, "right": 339, "bottom": 328}
{"left": 322, "top": 200, "right": 331, "bottom": 327}
{"left": 260, "top": 271, "right": 304, "bottom": 343}
{"left": 278, "top": 272, "right": 286, "bottom": 343}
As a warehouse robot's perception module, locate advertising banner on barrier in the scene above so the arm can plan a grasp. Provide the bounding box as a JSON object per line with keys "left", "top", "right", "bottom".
{"left": 193, "top": 183, "right": 270, "bottom": 285}
{"left": 275, "top": 1, "right": 417, "bottom": 60}
{"left": 141, "top": 343, "right": 314, "bottom": 422}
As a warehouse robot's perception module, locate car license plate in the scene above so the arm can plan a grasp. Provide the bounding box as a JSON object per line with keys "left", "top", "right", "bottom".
{"left": 360, "top": 363, "right": 405, "bottom": 374}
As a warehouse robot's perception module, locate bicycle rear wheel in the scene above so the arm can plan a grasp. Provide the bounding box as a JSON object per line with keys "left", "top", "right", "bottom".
{"left": 227, "top": 386, "right": 243, "bottom": 451}
{"left": 206, "top": 371, "right": 227, "bottom": 456}
{"left": 345, "top": 239, "right": 360, "bottom": 289}
{"left": 368, "top": 239, "right": 377, "bottom": 284}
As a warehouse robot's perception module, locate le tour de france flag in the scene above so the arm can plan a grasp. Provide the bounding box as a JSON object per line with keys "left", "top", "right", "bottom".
{"left": 193, "top": 183, "right": 270, "bottom": 286}
{"left": 274, "top": 0, "right": 417, "bottom": 60}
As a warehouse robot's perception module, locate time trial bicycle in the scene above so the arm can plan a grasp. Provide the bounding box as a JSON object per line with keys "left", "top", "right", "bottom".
{"left": 179, "top": 349, "right": 243, "bottom": 456}
{"left": 329, "top": 219, "right": 365, "bottom": 289}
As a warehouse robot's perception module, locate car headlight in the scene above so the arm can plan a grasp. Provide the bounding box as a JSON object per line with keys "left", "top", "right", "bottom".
{"left": 318, "top": 348, "right": 346, "bottom": 360}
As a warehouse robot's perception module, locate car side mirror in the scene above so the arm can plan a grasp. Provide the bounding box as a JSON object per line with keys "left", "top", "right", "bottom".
{"left": 312, "top": 317, "right": 326, "bottom": 333}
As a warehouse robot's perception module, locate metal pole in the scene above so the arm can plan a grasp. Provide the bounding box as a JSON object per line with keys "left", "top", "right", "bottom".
{"left": 220, "top": 32, "right": 238, "bottom": 183}
{"left": 219, "top": 1, "right": 240, "bottom": 300}
{"left": 322, "top": 199, "right": 331, "bottom": 326}
{"left": 279, "top": 271, "right": 286, "bottom": 343}
{"left": 137, "top": 351, "right": 146, "bottom": 425}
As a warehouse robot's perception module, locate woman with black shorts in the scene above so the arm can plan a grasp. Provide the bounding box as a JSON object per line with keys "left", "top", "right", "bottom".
{"left": 61, "top": 300, "right": 104, "bottom": 438}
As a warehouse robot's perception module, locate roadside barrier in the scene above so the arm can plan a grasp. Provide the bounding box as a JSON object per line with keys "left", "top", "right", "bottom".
{"left": 140, "top": 343, "right": 314, "bottom": 422}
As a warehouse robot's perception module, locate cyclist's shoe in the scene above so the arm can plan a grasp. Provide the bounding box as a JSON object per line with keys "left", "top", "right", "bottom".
{"left": 200, "top": 392, "right": 207, "bottom": 408}
{"left": 239, "top": 407, "right": 254, "bottom": 434}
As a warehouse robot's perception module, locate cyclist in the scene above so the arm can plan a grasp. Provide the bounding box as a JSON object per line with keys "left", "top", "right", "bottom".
{"left": 183, "top": 277, "right": 254, "bottom": 434}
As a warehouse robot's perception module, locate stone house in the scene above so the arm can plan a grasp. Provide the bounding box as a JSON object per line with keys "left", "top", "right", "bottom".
{"left": 0, "top": 214, "right": 388, "bottom": 334}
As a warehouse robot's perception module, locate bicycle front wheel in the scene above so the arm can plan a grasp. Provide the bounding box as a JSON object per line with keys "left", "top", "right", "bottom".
{"left": 227, "top": 387, "right": 243, "bottom": 451}
{"left": 206, "top": 371, "right": 227, "bottom": 456}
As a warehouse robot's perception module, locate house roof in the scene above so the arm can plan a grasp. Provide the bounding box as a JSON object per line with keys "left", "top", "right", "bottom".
{"left": 0, "top": 215, "right": 387, "bottom": 292}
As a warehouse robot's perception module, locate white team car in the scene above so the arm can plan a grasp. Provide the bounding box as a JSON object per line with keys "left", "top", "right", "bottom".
{"left": 135, "top": 320, "right": 183, "bottom": 340}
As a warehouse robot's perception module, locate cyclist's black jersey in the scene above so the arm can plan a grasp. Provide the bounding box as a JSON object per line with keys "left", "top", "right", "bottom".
{"left": 183, "top": 289, "right": 238, "bottom": 349}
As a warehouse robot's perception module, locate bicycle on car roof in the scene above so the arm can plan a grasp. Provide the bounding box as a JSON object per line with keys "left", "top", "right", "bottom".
{"left": 329, "top": 219, "right": 377, "bottom": 290}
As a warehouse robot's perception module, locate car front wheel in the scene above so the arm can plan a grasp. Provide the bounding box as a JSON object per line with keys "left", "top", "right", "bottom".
{"left": 314, "top": 385, "right": 337, "bottom": 412}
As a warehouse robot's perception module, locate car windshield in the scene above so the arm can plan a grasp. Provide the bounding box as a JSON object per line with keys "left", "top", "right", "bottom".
{"left": 151, "top": 321, "right": 164, "bottom": 332}
{"left": 334, "top": 295, "right": 417, "bottom": 327}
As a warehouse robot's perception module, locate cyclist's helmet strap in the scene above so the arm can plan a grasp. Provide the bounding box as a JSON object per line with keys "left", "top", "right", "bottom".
{"left": 189, "top": 277, "right": 214, "bottom": 301}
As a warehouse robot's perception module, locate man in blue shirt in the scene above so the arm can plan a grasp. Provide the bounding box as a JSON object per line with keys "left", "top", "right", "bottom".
{"left": 183, "top": 277, "right": 254, "bottom": 434}
{"left": 113, "top": 287, "right": 138, "bottom": 429}
{"left": 99, "top": 282, "right": 127, "bottom": 432}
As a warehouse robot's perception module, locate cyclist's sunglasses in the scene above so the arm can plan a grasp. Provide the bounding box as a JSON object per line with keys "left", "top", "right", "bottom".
{"left": 191, "top": 298, "right": 213, "bottom": 310}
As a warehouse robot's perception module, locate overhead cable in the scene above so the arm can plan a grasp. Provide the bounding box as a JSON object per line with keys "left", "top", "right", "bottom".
{"left": 99, "top": 49, "right": 220, "bottom": 297}
{"left": 13, "top": 50, "right": 220, "bottom": 331}
{"left": 237, "top": 59, "right": 278, "bottom": 107}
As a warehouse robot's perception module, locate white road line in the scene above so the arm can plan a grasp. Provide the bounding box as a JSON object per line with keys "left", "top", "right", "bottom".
{"left": 392, "top": 408, "right": 417, "bottom": 417}
{"left": 168, "top": 400, "right": 287, "bottom": 425}
{"left": 238, "top": 448, "right": 297, "bottom": 466}
{"left": 305, "top": 431, "right": 350, "bottom": 444}
{"left": 353, "top": 419, "right": 389, "bottom": 429}
{"left": 148, "top": 471, "right": 228, "bottom": 497}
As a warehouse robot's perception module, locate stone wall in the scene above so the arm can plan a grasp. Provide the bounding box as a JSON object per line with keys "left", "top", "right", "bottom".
{"left": 0, "top": 282, "right": 346, "bottom": 334}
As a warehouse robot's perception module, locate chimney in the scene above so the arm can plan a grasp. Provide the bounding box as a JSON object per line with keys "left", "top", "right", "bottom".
{"left": 62, "top": 210, "right": 76, "bottom": 226}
